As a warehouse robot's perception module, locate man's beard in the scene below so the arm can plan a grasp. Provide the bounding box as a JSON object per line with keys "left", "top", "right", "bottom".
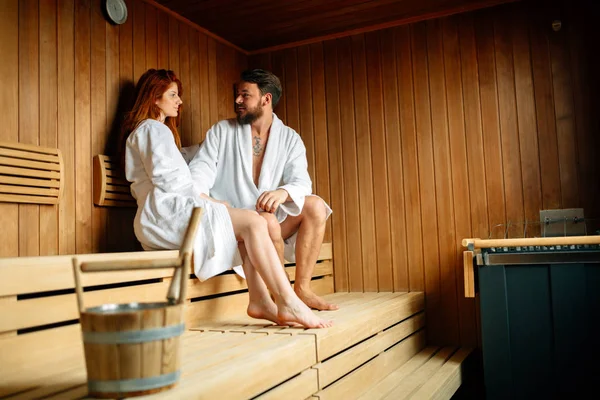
{"left": 236, "top": 104, "right": 263, "bottom": 125}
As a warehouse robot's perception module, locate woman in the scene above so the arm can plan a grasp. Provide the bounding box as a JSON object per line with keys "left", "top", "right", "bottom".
{"left": 121, "top": 69, "right": 331, "bottom": 329}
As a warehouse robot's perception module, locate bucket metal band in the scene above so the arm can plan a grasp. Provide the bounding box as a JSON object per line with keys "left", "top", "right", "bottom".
{"left": 83, "top": 323, "right": 185, "bottom": 344}
{"left": 88, "top": 371, "right": 181, "bottom": 394}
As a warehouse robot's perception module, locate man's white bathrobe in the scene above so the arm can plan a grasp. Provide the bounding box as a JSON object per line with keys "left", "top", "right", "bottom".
{"left": 125, "top": 119, "right": 242, "bottom": 281}
{"left": 189, "top": 114, "right": 332, "bottom": 262}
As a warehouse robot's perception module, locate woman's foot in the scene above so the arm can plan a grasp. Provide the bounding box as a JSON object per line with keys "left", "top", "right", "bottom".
{"left": 277, "top": 297, "right": 333, "bottom": 329}
{"left": 247, "top": 299, "right": 280, "bottom": 325}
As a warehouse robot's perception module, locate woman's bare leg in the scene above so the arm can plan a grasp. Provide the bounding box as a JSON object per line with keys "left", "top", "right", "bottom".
{"left": 238, "top": 243, "right": 279, "bottom": 324}
{"left": 227, "top": 207, "right": 332, "bottom": 329}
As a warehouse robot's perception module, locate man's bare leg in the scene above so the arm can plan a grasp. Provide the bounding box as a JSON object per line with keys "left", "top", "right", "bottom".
{"left": 227, "top": 207, "right": 332, "bottom": 328}
{"left": 259, "top": 211, "right": 285, "bottom": 266}
{"left": 280, "top": 196, "right": 338, "bottom": 311}
{"left": 238, "top": 243, "right": 279, "bottom": 324}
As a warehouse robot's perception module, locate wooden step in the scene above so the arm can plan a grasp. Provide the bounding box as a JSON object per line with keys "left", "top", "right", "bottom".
{"left": 322, "top": 345, "right": 474, "bottom": 400}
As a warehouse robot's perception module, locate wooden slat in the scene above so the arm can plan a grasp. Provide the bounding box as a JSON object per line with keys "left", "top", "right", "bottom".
{"left": 337, "top": 36, "right": 362, "bottom": 291}
{"left": 395, "top": 25, "right": 424, "bottom": 292}
{"left": 0, "top": 0, "right": 19, "bottom": 258}
{"left": 476, "top": 9, "right": 507, "bottom": 238}
{"left": 0, "top": 148, "right": 59, "bottom": 163}
{"left": 18, "top": 0, "right": 40, "bottom": 258}
{"left": 458, "top": 12, "right": 485, "bottom": 348}
{"left": 105, "top": 176, "right": 129, "bottom": 185}
{"left": 91, "top": 0, "right": 107, "bottom": 254}
{"left": 151, "top": 334, "right": 316, "bottom": 399}
{"left": 0, "top": 141, "right": 59, "bottom": 156}
{"left": 356, "top": 346, "right": 439, "bottom": 400}
{"left": 314, "top": 331, "right": 426, "bottom": 400}
{"left": 38, "top": 0, "right": 59, "bottom": 257}
{"left": 58, "top": 0, "right": 76, "bottom": 255}
{"left": 104, "top": 192, "right": 135, "bottom": 201}
{"left": 428, "top": 18, "right": 459, "bottom": 345}
{"left": 179, "top": 23, "right": 191, "bottom": 144}
{"left": 0, "top": 165, "right": 60, "bottom": 180}
{"left": 412, "top": 21, "right": 441, "bottom": 344}
{"left": 0, "top": 243, "right": 333, "bottom": 296}
{"left": 297, "top": 45, "right": 315, "bottom": 189}
{"left": 381, "top": 346, "right": 457, "bottom": 399}
{"left": 366, "top": 31, "right": 393, "bottom": 292}
{"left": 0, "top": 185, "right": 59, "bottom": 197}
{"left": 6, "top": 365, "right": 86, "bottom": 400}
{"left": 132, "top": 0, "right": 146, "bottom": 83}
{"left": 74, "top": 0, "right": 92, "bottom": 253}
{"left": 529, "top": 7, "right": 561, "bottom": 210}
{"left": 1, "top": 281, "right": 169, "bottom": 332}
{"left": 145, "top": 3, "right": 158, "bottom": 69}
{"left": 380, "top": 28, "right": 408, "bottom": 292}
{"left": 198, "top": 33, "right": 211, "bottom": 138}
{"left": 314, "top": 312, "right": 425, "bottom": 388}
{"left": 0, "top": 324, "right": 83, "bottom": 397}
{"left": 0, "top": 194, "right": 58, "bottom": 205}
{"left": 302, "top": 292, "right": 424, "bottom": 361}
{"left": 257, "top": 368, "right": 319, "bottom": 400}
{"left": 352, "top": 34, "right": 378, "bottom": 292}
{"left": 0, "top": 156, "right": 60, "bottom": 172}
{"left": 323, "top": 39, "right": 348, "bottom": 291}
{"left": 548, "top": 3, "right": 579, "bottom": 208}
{"left": 102, "top": 199, "right": 136, "bottom": 207}
{"left": 494, "top": 7, "right": 524, "bottom": 239}
{"left": 410, "top": 347, "right": 473, "bottom": 399}
{"left": 106, "top": 184, "right": 131, "bottom": 193}
{"left": 207, "top": 37, "right": 219, "bottom": 125}
{"left": 189, "top": 29, "right": 202, "bottom": 144}
{"left": 157, "top": 9, "right": 169, "bottom": 68}
{"left": 309, "top": 42, "right": 332, "bottom": 243}
{"left": 512, "top": 7, "right": 542, "bottom": 227}
{"left": 443, "top": 15, "right": 476, "bottom": 347}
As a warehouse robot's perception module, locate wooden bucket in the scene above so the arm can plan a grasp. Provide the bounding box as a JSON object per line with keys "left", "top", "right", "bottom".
{"left": 72, "top": 208, "right": 203, "bottom": 398}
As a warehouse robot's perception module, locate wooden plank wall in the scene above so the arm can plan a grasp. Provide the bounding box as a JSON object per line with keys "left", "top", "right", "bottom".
{"left": 249, "top": 0, "right": 599, "bottom": 346}
{"left": 0, "top": 0, "right": 245, "bottom": 257}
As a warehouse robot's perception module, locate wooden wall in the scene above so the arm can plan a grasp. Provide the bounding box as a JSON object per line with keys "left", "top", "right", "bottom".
{"left": 249, "top": 0, "right": 599, "bottom": 346}
{"left": 0, "top": 0, "right": 246, "bottom": 257}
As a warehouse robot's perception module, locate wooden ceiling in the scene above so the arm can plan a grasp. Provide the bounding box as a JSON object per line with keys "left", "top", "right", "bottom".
{"left": 153, "top": 0, "right": 517, "bottom": 52}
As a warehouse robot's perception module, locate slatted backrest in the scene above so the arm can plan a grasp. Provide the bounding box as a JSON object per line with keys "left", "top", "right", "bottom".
{"left": 0, "top": 141, "right": 63, "bottom": 205}
{"left": 92, "top": 154, "right": 135, "bottom": 207}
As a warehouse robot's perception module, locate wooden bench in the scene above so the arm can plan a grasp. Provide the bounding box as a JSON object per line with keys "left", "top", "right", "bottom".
{"left": 0, "top": 141, "right": 64, "bottom": 204}
{"left": 0, "top": 239, "right": 334, "bottom": 399}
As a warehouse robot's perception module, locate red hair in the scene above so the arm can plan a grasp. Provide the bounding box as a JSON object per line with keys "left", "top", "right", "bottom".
{"left": 120, "top": 69, "right": 183, "bottom": 167}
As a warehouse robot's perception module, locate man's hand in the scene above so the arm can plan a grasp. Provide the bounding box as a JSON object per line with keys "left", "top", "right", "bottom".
{"left": 256, "top": 189, "right": 289, "bottom": 213}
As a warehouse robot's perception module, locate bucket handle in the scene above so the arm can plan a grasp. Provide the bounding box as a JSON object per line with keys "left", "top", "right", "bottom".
{"left": 71, "top": 207, "right": 204, "bottom": 313}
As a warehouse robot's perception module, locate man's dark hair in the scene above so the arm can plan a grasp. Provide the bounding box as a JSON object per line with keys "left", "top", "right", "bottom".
{"left": 240, "top": 69, "right": 282, "bottom": 108}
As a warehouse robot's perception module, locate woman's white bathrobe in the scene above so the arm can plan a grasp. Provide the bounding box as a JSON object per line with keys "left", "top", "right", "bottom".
{"left": 189, "top": 114, "right": 332, "bottom": 262}
{"left": 125, "top": 119, "right": 242, "bottom": 281}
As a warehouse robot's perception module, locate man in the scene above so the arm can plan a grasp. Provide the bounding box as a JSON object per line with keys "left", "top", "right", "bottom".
{"left": 190, "top": 69, "right": 337, "bottom": 311}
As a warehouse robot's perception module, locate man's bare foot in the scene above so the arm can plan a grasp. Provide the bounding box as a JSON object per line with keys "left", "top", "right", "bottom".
{"left": 295, "top": 286, "right": 339, "bottom": 311}
{"left": 276, "top": 297, "right": 333, "bottom": 329}
{"left": 247, "top": 299, "right": 280, "bottom": 325}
